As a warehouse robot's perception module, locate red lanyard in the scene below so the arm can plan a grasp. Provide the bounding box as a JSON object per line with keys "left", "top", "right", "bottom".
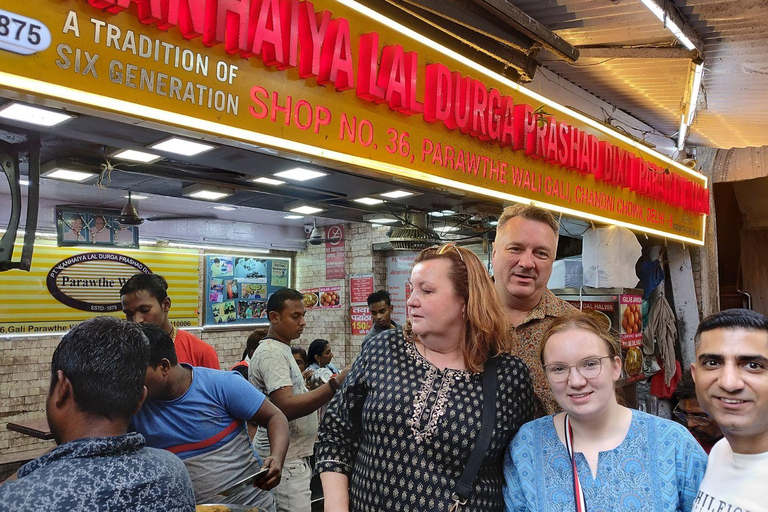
{"left": 564, "top": 414, "right": 588, "bottom": 512}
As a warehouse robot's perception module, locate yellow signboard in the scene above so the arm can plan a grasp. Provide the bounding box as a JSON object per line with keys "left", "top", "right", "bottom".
{"left": 0, "top": 241, "right": 200, "bottom": 334}
{"left": 0, "top": 0, "right": 707, "bottom": 243}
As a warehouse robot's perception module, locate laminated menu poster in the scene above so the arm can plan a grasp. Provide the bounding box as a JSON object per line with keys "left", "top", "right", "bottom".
{"left": 204, "top": 255, "right": 291, "bottom": 326}
{"left": 300, "top": 286, "right": 342, "bottom": 310}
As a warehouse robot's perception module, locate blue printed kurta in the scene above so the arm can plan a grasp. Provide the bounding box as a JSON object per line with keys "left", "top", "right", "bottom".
{"left": 503, "top": 410, "right": 707, "bottom": 512}
{"left": 0, "top": 433, "right": 195, "bottom": 511}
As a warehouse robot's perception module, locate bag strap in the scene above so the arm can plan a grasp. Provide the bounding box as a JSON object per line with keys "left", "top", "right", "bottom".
{"left": 563, "top": 414, "right": 588, "bottom": 512}
{"left": 450, "top": 357, "right": 498, "bottom": 510}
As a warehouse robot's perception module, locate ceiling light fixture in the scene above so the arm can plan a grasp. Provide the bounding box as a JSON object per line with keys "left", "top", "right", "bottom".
{"left": 640, "top": 0, "right": 696, "bottom": 50}
{"left": 354, "top": 197, "right": 384, "bottom": 205}
{"left": 182, "top": 184, "right": 234, "bottom": 201}
{"left": 19, "top": 179, "right": 29, "bottom": 186}
{"left": 0, "top": 102, "right": 74, "bottom": 127}
{"left": 283, "top": 214, "right": 304, "bottom": 219}
{"left": 429, "top": 210, "right": 456, "bottom": 217}
{"left": 41, "top": 159, "right": 99, "bottom": 182}
{"left": 273, "top": 167, "right": 328, "bottom": 181}
{"left": 434, "top": 225, "right": 459, "bottom": 233}
{"left": 380, "top": 190, "right": 414, "bottom": 199}
{"left": 677, "top": 115, "right": 688, "bottom": 152}
{"left": 364, "top": 215, "right": 399, "bottom": 224}
{"left": 213, "top": 205, "right": 238, "bottom": 211}
{"left": 289, "top": 205, "right": 324, "bottom": 215}
{"left": 686, "top": 62, "right": 704, "bottom": 125}
{"left": 149, "top": 137, "right": 215, "bottom": 156}
{"left": 111, "top": 149, "right": 163, "bottom": 163}
{"left": 124, "top": 194, "right": 148, "bottom": 200}
{"left": 253, "top": 177, "right": 286, "bottom": 186}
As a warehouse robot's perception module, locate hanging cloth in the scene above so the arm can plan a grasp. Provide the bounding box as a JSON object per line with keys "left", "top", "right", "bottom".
{"left": 643, "top": 288, "right": 678, "bottom": 385}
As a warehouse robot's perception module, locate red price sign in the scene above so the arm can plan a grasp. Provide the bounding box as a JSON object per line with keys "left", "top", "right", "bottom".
{"left": 350, "top": 306, "right": 373, "bottom": 335}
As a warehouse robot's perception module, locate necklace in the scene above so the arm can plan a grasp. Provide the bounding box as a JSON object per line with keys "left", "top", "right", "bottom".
{"left": 170, "top": 326, "right": 178, "bottom": 343}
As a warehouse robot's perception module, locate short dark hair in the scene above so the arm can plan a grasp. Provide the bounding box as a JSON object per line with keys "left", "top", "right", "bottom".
{"left": 695, "top": 308, "right": 768, "bottom": 349}
{"left": 119, "top": 273, "right": 168, "bottom": 303}
{"left": 267, "top": 288, "right": 303, "bottom": 315}
{"left": 291, "top": 346, "right": 308, "bottom": 367}
{"left": 51, "top": 317, "right": 148, "bottom": 420}
{"left": 139, "top": 323, "right": 178, "bottom": 367}
{"left": 307, "top": 338, "right": 330, "bottom": 365}
{"left": 367, "top": 290, "right": 391, "bottom": 307}
{"left": 244, "top": 328, "right": 268, "bottom": 360}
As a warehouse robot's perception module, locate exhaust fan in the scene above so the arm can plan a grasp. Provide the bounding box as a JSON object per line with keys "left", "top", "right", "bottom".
{"left": 388, "top": 212, "right": 439, "bottom": 251}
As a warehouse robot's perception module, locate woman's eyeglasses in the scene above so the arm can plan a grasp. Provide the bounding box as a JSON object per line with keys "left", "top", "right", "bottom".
{"left": 543, "top": 356, "right": 613, "bottom": 383}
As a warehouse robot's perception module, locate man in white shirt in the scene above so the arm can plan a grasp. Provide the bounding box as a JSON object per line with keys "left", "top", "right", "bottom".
{"left": 249, "top": 287, "right": 348, "bottom": 512}
{"left": 691, "top": 308, "right": 768, "bottom": 512}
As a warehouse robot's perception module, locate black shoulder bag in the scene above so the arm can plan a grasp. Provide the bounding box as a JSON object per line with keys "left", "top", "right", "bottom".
{"left": 449, "top": 356, "right": 499, "bottom": 512}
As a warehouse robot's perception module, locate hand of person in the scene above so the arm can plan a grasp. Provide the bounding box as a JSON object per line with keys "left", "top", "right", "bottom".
{"left": 254, "top": 456, "right": 282, "bottom": 490}
{"left": 335, "top": 365, "right": 352, "bottom": 385}
{"left": 303, "top": 369, "right": 316, "bottom": 389}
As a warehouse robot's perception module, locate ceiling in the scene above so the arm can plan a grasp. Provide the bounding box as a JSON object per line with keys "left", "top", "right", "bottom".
{"left": 507, "top": 0, "right": 768, "bottom": 150}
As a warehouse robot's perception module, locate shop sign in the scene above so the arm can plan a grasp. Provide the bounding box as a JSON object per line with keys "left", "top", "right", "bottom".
{"left": 46, "top": 251, "right": 149, "bottom": 312}
{"left": 349, "top": 273, "right": 373, "bottom": 305}
{"left": 0, "top": 242, "right": 199, "bottom": 334}
{"left": 386, "top": 253, "right": 417, "bottom": 325}
{"left": 0, "top": 0, "right": 707, "bottom": 242}
{"left": 325, "top": 224, "right": 345, "bottom": 280}
{"left": 350, "top": 305, "right": 372, "bottom": 335}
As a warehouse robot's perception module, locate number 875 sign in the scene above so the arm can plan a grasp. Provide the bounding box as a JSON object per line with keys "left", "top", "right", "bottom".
{"left": 0, "top": 9, "right": 51, "bottom": 55}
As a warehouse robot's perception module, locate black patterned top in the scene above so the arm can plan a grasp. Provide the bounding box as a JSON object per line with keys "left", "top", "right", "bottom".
{"left": 0, "top": 433, "right": 195, "bottom": 511}
{"left": 315, "top": 330, "right": 534, "bottom": 511}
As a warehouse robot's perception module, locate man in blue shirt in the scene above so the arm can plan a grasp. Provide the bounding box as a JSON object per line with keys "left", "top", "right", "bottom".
{"left": 0, "top": 317, "right": 195, "bottom": 511}
{"left": 132, "top": 324, "right": 289, "bottom": 509}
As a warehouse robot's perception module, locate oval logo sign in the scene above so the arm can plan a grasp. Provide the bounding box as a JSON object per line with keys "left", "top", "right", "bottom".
{"left": 47, "top": 252, "right": 151, "bottom": 312}
{"left": 0, "top": 9, "right": 52, "bottom": 55}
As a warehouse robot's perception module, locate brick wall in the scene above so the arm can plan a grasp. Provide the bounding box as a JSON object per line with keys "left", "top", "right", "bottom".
{"left": 294, "top": 223, "right": 389, "bottom": 366}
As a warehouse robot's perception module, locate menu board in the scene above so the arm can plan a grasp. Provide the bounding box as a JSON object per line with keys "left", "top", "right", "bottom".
{"left": 204, "top": 255, "right": 291, "bottom": 326}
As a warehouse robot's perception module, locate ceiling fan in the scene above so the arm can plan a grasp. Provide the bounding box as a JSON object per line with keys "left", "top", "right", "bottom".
{"left": 115, "top": 191, "right": 217, "bottom": 226}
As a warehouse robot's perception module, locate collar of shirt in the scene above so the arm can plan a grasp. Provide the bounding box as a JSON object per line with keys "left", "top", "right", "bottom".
{"left": 518, "top": 289, "right": 572, "bottom": 327}
{"left": 19, "top": 433, "right": 145, "bottom": 478}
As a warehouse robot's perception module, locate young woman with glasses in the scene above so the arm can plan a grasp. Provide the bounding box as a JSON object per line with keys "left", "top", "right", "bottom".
{"left": 503, "top": 311, "right": 708, "bottom": 512}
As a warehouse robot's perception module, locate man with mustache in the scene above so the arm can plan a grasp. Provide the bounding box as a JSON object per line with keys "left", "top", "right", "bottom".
{"left": 492, "top": 204, "right": 574, "bottom": 417}
{"left": 691, "top": 308, "right": 768, "bottom": 512}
